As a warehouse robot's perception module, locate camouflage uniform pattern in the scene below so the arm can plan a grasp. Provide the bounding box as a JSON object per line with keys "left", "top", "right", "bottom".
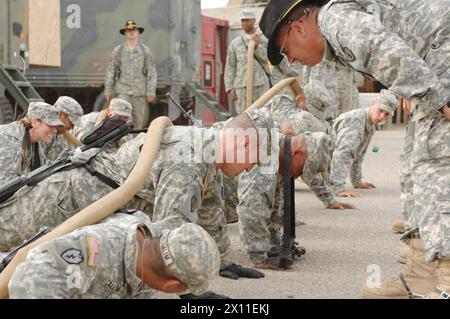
{"left": 27, "top": 102, "right": 64, "bottom": 127}
{"left": 41, "top": 97, "right": 83, "bottom": 161}
{"left": 114, "top": 127, "right": 232, "bottom": 269}
{"left": 0, "top": 149, "right": 123, "bottom": 251}
{"left": 54, "top": 96, "right": 84, "bottom": 127}
{"left": 104, "top": 43, "right": 157, "bottom": 129}
{"left": 0, "top": 122, "right": 36, "bottom": 183}
{"left": 234, "top": 106, "right": 335, "bottom": 264}
{"left": 224, "top": 33, "right": 271, "bottom": 114}
{"left": 72, "top": 112, "right": 100, "bottom": 139}
{"left": 0, "top": 122, "right": 47, "bottom": 183}
{"left": 42, "top": 134, "right": 72, "bottom": 162}
{"left": 329, "top": 108, "right": 375, "bottom": 194}
{"left": 319, "top": 0, "right": 450, "bottom": 260}
{"left": 109, "top": 98, "right": 133, "bottom": 120}
{"left": 302, "top": 79, "right": 335, "bottom": 122}
{"left": 9, "top": 213, "right": 220, "bottom": 298}
{"left": 292, "top": 111, "right": 329, "bottom": 135}
{"left": 303, "top": 59, "right": 361, "bottom": 120}
{"left": 9, "top": 212, "right": 152, "bottom": 299}
{"left": 400, "top": 122, "right": 415, "bottom": 228}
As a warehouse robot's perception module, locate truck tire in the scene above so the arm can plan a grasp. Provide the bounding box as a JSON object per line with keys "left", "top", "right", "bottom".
{"left": 0, "top": 96, "right": 14, "bottom": 124}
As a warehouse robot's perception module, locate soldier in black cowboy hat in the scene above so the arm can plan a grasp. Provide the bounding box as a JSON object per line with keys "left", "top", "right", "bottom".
{"left": 105, "top": 20, "right": 157, "bottom": 130}
{"left": 119, "top": 20, "right": 144, "bottom": 35}
{"left": 259, "top": 0, "right": 450, "bottom": 300}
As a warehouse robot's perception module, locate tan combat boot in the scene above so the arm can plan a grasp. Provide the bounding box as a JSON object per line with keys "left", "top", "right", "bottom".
{"left": 392, "top": 220, "right": 406, "bottom": 234}
{"left": 424, "top": 259, "right": 450, "bottom": 299}
{"left": 397, "top": 245, "right": 411, "bottom": 264}
{"left": 361, "top": 239, "right": 438, "bottom": 299}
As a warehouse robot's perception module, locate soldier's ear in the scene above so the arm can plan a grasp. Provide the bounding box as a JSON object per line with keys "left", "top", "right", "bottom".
{"left": 291, "top": 143, "right": 305, "bottom": 159}
{"left": 291, "top": 20, "right": 306, "bottom": 37}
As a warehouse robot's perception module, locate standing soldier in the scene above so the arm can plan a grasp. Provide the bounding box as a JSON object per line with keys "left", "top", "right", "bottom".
{"left": 224, "top": 9, "right": 272, "bottom": 115}
{"left": 259, "top": 0, "right": 450, "bottom": 299}
{"left": 104, "top": 20, "right": 157, "bottom": 129}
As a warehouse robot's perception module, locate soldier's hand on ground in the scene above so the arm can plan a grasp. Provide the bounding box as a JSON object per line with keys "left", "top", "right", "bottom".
{"left": 355, "top": 182, "right": 376, "bottom": 189}
{"left": 219, "top": 263, "right": 265, "bottom": 280}
{"left": 337, "top": 191, "right": 360, "bottom": 198}
{"left": 147, "top": 95, "right": 156, "bottom": 103}
{"left": 328, "top": 201, "right": 356, "bottom": 210}
{"left": 179, "top": 292, "right": 231, "bottom": 299}
{"left": 227, "top": 89, "right": 238, "bottom": 101}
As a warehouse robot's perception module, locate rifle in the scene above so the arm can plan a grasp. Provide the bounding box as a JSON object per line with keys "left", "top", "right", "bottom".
{"left": 268, "top": 136, "right": 306, "bottom": 268}
{"left": 0, "top": 227, "right": 50, "bottom": 273}
{"left": 0, "top": 116, "right": 134, "bottom": 204}
{"left": 166, "top": 93, "right": 202, "bottom": 127}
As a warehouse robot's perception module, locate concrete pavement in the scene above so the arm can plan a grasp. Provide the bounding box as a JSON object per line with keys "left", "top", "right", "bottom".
{"left": 207, "top": 125, "right": 407, "bottom": 299}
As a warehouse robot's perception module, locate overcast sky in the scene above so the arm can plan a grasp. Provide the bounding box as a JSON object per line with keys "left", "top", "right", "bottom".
{"left": 201, "top": 0, "right": 228, "bottom": 8}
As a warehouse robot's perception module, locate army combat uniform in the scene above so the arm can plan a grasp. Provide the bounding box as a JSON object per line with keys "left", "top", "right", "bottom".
{"left": 221, "top": 96, "right": 335, "bottom": 264}
{"left": 0, "top": 148, "right": 124, "bottom": 252}
{"left": 104, "top": 43, "right": 157, "bottom": 129}
{"left": 72, "top": 112, "right": 100, "bottom": 140}
{"left": 0, "top": 103, "right": 63, "bottom": 184}
{"left": 328, "top": 108, "right": 375, "bottom": 194}
{"left": 42, "top": 97, "right": 84, "bottom": 162}
{"left": 0, "top": 122, "right": 46, "bottom": 184}
{"left": 304, "top": 60, "right": 363, "bottom": 120}
{"left": 224, "top": 33, "right": 272, "bottom": 114}
{"left": 8, "top": 212, "right": 220, "bottom": 299}
{"left": 316, "top": 0, "right": 450, "bottom": 263}
{"left": 114, "top": 127, "right": 232, "bottom": 269}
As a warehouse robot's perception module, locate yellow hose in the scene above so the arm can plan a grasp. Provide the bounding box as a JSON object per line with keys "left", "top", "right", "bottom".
{"left": 94, "top": 109, "right": 108, "bottom": 127}
{"left": 245, "top": 40, "right": 256, "bottom": 108}
{"left": 246, "top": 77, "right": 301, "bottom": 112}
{"left": 0, "top": 116, "right": 173, "bottom": 298}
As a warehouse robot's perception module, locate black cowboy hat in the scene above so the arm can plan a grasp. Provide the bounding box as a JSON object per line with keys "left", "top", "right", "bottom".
{"left": 260, "top": 0, "right": 328, "bottom": 65}
{"left": 120, "top": 20, "right": 144, "bottom": 35}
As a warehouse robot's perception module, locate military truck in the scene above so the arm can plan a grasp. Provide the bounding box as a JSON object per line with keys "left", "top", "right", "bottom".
{"left": 0, "top": 0, "right": 228, "bottom": 125}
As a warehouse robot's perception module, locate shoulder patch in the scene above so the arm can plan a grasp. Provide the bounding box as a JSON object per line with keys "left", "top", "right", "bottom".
{"left": 190, "top": 195, "right": 197, "bottom": 213}
{"left": 342, "top": 47, "right": 356, "bottom": 62}
{"left": 61, "top": 249, "right": 84, "bottom": 265}
{"left": 85, "top": 236, "right": 100, "bottom": 268}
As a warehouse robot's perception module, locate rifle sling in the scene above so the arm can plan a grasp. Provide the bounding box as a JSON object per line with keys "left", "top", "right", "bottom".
{"left": 82, "top": 152, "right": 150, "bottom": 206}
{"left": 282, "top": 136, "right": 296, "bottom": 250}
{"left": 83, "top": 163, "right": 121, "bottom": 190}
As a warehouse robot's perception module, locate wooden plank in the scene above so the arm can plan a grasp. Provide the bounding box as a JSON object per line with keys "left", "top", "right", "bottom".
{"left": 28, "top": 0, "right": 61, "bottom": 67}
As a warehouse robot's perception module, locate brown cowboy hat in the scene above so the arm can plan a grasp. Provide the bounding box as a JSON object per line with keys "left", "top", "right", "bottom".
{"left": 119, "top": 20, "right": 144, "bottom": 35}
